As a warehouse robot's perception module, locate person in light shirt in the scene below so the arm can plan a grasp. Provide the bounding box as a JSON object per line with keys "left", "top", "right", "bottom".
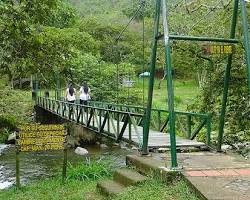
{"left": 65, "top": 83, "right": 76, "bottom": 103}
{"left": 79, "top": 82, "right": 91, "bottom": 105}
{"left": 65, "top": 83, "right": 76, "bottom": 119}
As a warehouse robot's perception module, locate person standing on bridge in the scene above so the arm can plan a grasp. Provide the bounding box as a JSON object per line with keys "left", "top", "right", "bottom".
{"left": 66, "top": 83, "right": 76, "bottom": 119}
{"left": 79, "top": 82, "right": 91, "bottom": 105}
{"left": 66, "top": 84, "right": 76, "bottom": 103}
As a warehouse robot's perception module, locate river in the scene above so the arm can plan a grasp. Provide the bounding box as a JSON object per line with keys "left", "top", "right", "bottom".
{"left": 0, "top": 143, "right": 133, "bottom": 190}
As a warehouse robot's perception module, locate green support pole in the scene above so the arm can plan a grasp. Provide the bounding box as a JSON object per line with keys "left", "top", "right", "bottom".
{"left": 56, "top": 79, "right": 60, "bottom": 100}
{"left": 217, "top": 0, "right": 239, "bottom": 151}
{"left": 142, "top": 0, "right": 161, "bottom": 155}
{"left": 167, "top": 35, "right": 239, "bottom": 43}
{"left": 16, "top": 150, "right": 20, "bottom": 189}
{"left": 62, "top": 148, "right": 67, "bottom": 184}
{"left": 162, "top": 0, "right": 177, "bottom": 168}
{"left": 206, "top": 115, "right": 212, "bottom": 146}
{"left": 35, "top": 76, "right": 39, "bottom": 103}
{"left": 142, "top": 0, "right": 145, "bottom": 105}
{"left": 187, "top": 115, "right": 192, "bottom": 139}
{"left": 241, "top": 0, "right": 250, "bottom": 93}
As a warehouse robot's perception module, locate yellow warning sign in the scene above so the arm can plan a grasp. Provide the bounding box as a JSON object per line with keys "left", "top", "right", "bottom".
{"left": 16, "top": 125, "right": 66, "bottom": 152}
{"left": 203, "top": 45, "right": 234, "bottom": 55}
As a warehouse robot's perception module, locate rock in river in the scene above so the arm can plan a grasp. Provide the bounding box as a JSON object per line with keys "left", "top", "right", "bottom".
{"left": 74, "top": 147, "right": 88, "bottom": 156}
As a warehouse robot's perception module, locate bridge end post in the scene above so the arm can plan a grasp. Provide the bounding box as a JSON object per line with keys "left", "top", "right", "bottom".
{"left": 141, "top": 0, "right": 161, "bottom": 156}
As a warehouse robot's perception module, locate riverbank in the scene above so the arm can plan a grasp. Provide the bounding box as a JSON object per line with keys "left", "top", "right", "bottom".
{"left": 0, "top": 144, "right": 201, "bottom": 200}
{"left": 0, "top": 174, "right": 200, "bottom": 200}
{"left": 0, "top": 143, "right": 129, "bottom": 190}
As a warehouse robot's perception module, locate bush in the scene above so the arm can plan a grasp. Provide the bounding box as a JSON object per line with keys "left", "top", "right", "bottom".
{"left": 67, "top": 158, "right": 113, "bottom": 181}
{"left": 0, "top": 128, "right": 12, "bottom": 143}
{"left": 0, "top": 87, "right": 33, "bottom": 124}
{"left": 0, "top": 115, "right": 17, "bottom": 143}
{"left": 0, "top": 115, "right": 17, "bottom": 130}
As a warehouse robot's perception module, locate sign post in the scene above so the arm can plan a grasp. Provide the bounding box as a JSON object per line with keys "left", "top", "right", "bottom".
{"left": 15, "top": 124, "right": 67, "bottom": 188}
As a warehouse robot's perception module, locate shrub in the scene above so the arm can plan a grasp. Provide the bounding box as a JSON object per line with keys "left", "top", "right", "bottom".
{"left": 0, "top": 115, "right": 17, "bottom": 130}
{"left": 0, "top": 128, "right": 12, "bottom": 143}
{"left": 0, "top": 115, "right": 17, "bottom": 143}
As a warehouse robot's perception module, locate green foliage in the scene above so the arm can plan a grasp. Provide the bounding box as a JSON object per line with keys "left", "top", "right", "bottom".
{"left": 0, "top": 115, "right": 17, "bottom": 130}
{"left": 122, "top": 0, "right": 155, "bottom": 20}
{"left": 32, "top": 27, "right": 99, "bottom": 87}
{"left": 68, "top": 53, "right": 141, "bottom": 103}
{"left": 67, "top": 158, "right": 113, "bottom": 181}
{"left": 0, "top": 0, "right": 78, "bottom": 87}
{"left": 0, "top": 114, "right": 17, "bottom": 143}
{"left": 0, "top": 128, "right": 12, "bottom": 143}
{"left": 0, "top": 87, "right": 33, "bottom": 124}
{"left": 46, "top": 1, "right": 78, "bottom": 28}
{"left": 78, "top": 18, "right": 145, "bottom": 65}
{"left": 189, "top": 52, "right": 250, "bottom": 144}
{"left": 67, "top": 0, "right": 133, "bottom": 25}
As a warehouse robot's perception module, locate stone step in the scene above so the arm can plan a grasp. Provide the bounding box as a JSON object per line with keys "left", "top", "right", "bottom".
{"left": 126, "top": 154, "right": 165, "bottom": 174}
{"left": 113, "top": 168, "right": 148, "bottom": 187}
{"left": 97, "top": 180, "right": 125, "bottom": 196}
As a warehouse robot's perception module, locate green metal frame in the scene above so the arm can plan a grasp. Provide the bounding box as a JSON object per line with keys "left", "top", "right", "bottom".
{"left": 142, "top": 0, "right": 161, "bottom": 155}
{"left": 143, "top": 0, "right": 250, "bottom": 167}
{"left": 241, "top": 0, "right": 250, "bottom": 92}
{"left": 217, "top": 0, "right": 239, "bottom": 151}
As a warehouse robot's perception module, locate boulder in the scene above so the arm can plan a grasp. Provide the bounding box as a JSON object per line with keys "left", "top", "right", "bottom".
{"left": 158, "top": 148, "right": 169, "bottom": 153}
{"left": 7, "top": 132, "right": 16, "bottom": 144}
{"left": 233, "top": 143, "right": 246, "bottom": 150}
{"left": 74, "top": 147, "right": 88, "bottom": 156}
{"left": 221, "top": 145, "right": 232, "bottom": 151}
{"left": 100, "top": 144, "right": 108, "bottom": 149}
{"left": 131, "top": 146, "right": 138, "bottom": 150}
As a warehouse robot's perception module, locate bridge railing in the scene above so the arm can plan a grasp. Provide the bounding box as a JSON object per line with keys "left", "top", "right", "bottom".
{"left": 88, "top": 101, "right": 212, "bottom": 145}
{"left": 36, "top": 97, "right": 144, "bottom": 147}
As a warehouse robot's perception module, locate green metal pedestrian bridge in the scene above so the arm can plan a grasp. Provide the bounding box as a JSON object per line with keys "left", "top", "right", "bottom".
{"left": 36, "top": 96, "right": 211, "bottom": 151}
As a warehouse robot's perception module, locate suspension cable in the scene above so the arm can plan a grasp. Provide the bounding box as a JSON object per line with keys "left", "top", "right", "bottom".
{"left": 186, "top": 0, "right": 231, "bottom": 34}
{"left": 113, "top": 1, "right": 145, "bottom": 104}
{"left": 115, "top": 3, "right": 144, "bottom": 43}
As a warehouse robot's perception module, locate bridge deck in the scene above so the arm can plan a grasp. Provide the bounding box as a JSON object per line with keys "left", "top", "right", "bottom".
{"left": 123, "top": 129, "right": 206, "bottom": 148}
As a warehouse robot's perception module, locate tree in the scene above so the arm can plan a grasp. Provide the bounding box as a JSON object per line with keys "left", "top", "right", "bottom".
{"left": 0, "top": 0, "right": 77, "bottom": 87}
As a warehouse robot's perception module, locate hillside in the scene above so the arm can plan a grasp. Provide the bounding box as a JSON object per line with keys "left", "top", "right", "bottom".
{"left": 67, "top": 0, "right": 134, "bottom": 25}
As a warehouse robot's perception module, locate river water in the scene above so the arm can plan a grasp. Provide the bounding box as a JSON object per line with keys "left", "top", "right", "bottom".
{"left": 0, "top": 143, "right": 133, "bottom": 190}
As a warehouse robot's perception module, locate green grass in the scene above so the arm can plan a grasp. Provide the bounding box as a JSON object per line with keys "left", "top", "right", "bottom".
{"left": 0, "top": 176, "right": 200, "bottom": 200}
{"left": 112, "top": 178, "right": 200, "bottom": 200}
{"left": 67, "top": 158, "right": 113, "bottom": 181}
{"left": 0, "top": 178, "right": 103, "bottom": 200}
{"left": 135, "top": 78, "right": 199, "bottom": 111}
